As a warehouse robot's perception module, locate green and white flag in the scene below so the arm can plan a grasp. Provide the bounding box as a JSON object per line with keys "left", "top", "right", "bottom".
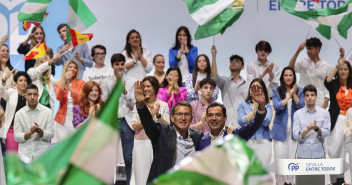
{"left": 184, "top": 0, "right": 246, "bottom": 40}
{"left": 67, "top": 0, "right": 97, "bottom": 42}
{"left": 280, "top": 0, "right": 352, "bottom": 39}
{"left": 17, "top": 0, "right": 51, "bottom": 22}
{"left": 151, "top": 136, "right": 272, "bottom": 185}
{"left": 5, "top": 80, "right": 123, "bottom": 185}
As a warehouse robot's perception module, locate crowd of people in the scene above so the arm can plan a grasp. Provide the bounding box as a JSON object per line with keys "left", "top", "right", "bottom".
{"left": 0, "top": 24, "right": 351, "bottom": 185}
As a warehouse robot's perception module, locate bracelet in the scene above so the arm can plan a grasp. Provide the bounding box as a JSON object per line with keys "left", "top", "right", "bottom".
{"left": 314, "top": 127, "right": 320, "bottom": 132}
{"left": 2, "top": 79, "right": 6, "bottom": 83}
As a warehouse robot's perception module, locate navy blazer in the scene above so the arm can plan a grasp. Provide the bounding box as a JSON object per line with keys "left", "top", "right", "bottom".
{"left": 272, "top": 87, "right": 305, "bottom": 141}
{"left": 199, "top": 109, "right": 267, "bottom": 150}
{"left": 137, "top": 104, "right": 203, "bottom": 183}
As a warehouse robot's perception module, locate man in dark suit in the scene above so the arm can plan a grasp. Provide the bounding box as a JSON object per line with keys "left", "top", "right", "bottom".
{"left": 134, "top": 80, "right": 203, "bottom": 183}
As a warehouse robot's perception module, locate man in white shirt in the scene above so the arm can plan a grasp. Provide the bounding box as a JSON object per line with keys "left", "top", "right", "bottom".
{"left": 100, "top": 53, "right": 135, "bottom": 185}
{"left": 82, "top": 45, "right": 114, "bottom": 83}
{"left": 211, "top": 45, "right": 248, "bottom": 128}
{"left": 289, "top": 37, "right": 333, "bottom": 108}
{"left": 14, "top": 84, "right": 54, "bottom": 163}
{"left": 247, "top": 41, "right": 280, "bottom": 98}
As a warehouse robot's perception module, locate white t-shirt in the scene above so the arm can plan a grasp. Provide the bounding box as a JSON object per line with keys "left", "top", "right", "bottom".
{"left": 82, "top": 65, "right": 114, "bottom": 83}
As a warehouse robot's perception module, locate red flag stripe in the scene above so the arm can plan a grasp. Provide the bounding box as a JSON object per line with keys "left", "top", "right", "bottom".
{"left": 69, "top": 29, "right": 79, "bottom": 47}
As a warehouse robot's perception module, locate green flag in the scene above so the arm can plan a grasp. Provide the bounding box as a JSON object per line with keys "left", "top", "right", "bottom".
{"left": 17, "top": 0, "right": 51, "bottom": 22}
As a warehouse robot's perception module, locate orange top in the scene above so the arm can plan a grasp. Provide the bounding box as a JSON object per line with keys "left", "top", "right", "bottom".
{"left": 54, "top": 79, "right": 85, "bottom": 124}
{"left": 336, "top": 86, "right": 352, "bottom": 114}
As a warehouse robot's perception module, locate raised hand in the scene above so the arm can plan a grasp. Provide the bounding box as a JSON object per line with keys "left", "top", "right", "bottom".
{"left": 298, "top": 42, "right": 306, "bottom": 52}
{"left": 338, "top": 58, "right": 346, "bottom": 68}
{"left": 251, "top": 84, "right": 266, "bottom": 111}
{"left": 134, "top": 80, "right": 146, "bottom": 106}
{"left": 151, "top": 102, "right": 160, "bottom": 117}
{"left": 1, "top": 35, "right": 8, "bottom": 45}
{"left": 340, "top": 47, "right": 345, "bottom": 59}
{"left": 75, "top": 51, "right": 83, "bottom": 64}
{"left": 65, "top": 71, "right": 73, "bottom": 82}
{"left": 194, "top": 80, "right": 200, "bottom": 93}
{"left": 211, "top": 45, "right": 217, "bottom": 56}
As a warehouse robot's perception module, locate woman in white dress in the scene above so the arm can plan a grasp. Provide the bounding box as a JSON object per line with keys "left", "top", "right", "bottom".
{"left": 53, "top": 60, "right": 85, "bottom": 143}
{"left": 131, "top": 76, "right": 169, "bottom": 185}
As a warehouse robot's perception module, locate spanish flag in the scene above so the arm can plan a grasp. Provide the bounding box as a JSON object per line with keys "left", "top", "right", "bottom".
{"left": 22, "top": 42, "right": 47, "bottom": 60}
{"left": 68, "top": 28, "right": 93, "bottom": 47}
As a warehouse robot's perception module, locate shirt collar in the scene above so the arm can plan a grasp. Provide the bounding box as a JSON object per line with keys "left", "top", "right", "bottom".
{"left": 25, "top": 104, "right": 39, "bottom": 112}
{"left": 176, "top": 130, "right": 191, "bottom": 140}
{"left": 304, "top": 105, "right": 317, "bottom": 113}
{"left": 209, "top": 127, "right": 226, "bottom": 141}
{"left": 256, "top": 60, "right": 270, "bottom": 66}
{"left": 199, "top": 99, "right": 216, "bottom": 106}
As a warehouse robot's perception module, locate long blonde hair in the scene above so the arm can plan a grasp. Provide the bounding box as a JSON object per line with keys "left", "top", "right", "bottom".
{"left": 35, "top": 55, "right": 51, "bottom": 86}
{"left": 61, "top": 60, "right": 80, "bottom": 81}
{"left": 30, "top": 26, "right": 46, "bottom": 49}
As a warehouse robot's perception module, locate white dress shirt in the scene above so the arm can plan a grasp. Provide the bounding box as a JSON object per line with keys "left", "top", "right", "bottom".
{"left": 14, "top": 104, "right": 54, "bottom": 163}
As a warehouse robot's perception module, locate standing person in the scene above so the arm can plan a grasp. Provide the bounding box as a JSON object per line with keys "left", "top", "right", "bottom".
{"left": 122, "top": 29, "right": 153, "bottom": 81}
{"left": 131, "top": 76, "right": 169, "bottom": 185}
{"left": 246, "top": 41, "right": 280, "bottom": 98}
{"left": 17, "top": 26, "right": 46, "bottom": 72}
{"left": 272, "top": 67, "right": 305, "bottom": 185}
{"left": 151, "top": 54, "right": 165, "bottom": 84}
{"left": 325, "top": 56, "right": 352, "bottom": 184}
{"left": 82, "top": 45, "right": 114, "bottom": 83}
{"left": 54, "top": 60, "right": 85, "bottom": 143}
{"left": 72, "top": 81, "right": 103, "bottom": 128}
{"left": 289, "top": 37, "right": 333, "bottom": 108}
{"left": 169, "top": 26, "right": 198, "bottom": 82}
{"left": 14, "top": 84, "right": 54, "bottom": 163}
{"left": 27, "top": 55, "right": 58, "bottom": 112}
{"left": 55, "top": 23, "right": 94, "bottom": 79}
{"left": 190, "top": 78, "right": 217, "bottom": 134}
{"left": 100, "top": 53, "right": 135, "bottom": 185}
{"left": 238, "top": 78, "right": 273, "bottom": 168}
{"left": 156, "top": 66, "right": 187, "bottom": 114}
{"left": 211, "top": 45, "right": 248, "bottom": 127}
{"left": 185, "top": 54, "right": 219, "bottom": 103}
{"left": 0, "top": 43, "right": 15, "bottom": 89}
{"left": 293, "top": 84, "right": 330, "bottom": 159}
{"left": 0, "top": 72, "right": 32, "bottom": 153}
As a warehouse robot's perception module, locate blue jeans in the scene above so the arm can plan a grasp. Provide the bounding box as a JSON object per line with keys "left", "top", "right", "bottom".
{"left": 120, "top": 118, "right": 134, "bottom": 185}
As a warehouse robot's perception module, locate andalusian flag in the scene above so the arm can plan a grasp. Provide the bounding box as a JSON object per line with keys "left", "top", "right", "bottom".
{"left": 184, "top": 0, "right": 245, "bottom": 40}
{"left": 5, "top": 80, "right": 123, "bottom": 184}
{"left": 23, "top": 12, "right": 49, "bottom": 31}
{"left": 152, "top": 136, "right": 272, "bottom": 185}
{"left": 18, "top": 0, "right": 51, "bottom": 22}
{"left": 22, "top": 42, "right": 47, "bottom": 60}
{"left": 67, "top": 0, "right": 97, "bottom": 43}
{"left": 280, "top": 0, "right": 352, "bottom": 39}
{"left": 68, "top": 28, "right": 93, "bottom": 47}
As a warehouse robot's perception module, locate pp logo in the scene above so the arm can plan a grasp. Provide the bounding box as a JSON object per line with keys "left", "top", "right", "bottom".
{"left": 288, "top": 163, "right": 299, "bottom": 171}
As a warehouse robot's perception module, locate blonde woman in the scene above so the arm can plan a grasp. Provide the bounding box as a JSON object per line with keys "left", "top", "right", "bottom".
{"left": 53, "top": 60, "right": 85, "bottom": 143}
{"left": 27, "top": 55, "right": 58, "bottom": 111}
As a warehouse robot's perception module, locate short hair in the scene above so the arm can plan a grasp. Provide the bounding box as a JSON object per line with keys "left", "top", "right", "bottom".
{"left": 229, "top": 54, "right": 244, "bottom": 66}
{"left": 14, "top": 71, "right": 32, "bottom": 84}
{"left": 153, "top": 54, "right": 164, "bottom": 64}
{"left": 91, "top": 45, "right": 106, "bottom": 57}
{"left": 111, "top": 53, "right": 125, "bottom": 66}
{"left": 25, "top": 84, "right": 38, "bottom": 92}
{"left": 255, "top": 40, "right": 272, "bottom": 53}
{"left": 171, "top": 101, "right": 192, "bottom": 116}
{"left": 306, "top": 37, "right": 322, "bottom": 49}
{"left": 199, "top": 78, "right": 216, "bottom": 89}
{"left": 206, "top": 102, "right": 227, "bottom": 116}
{"left": 57, "top": 23, "right": 67, "bottom": 33}
{"left": 303, "top": 84, "right": 317, "bottom": 95}
{"left": 143, "top": 76, "right": 160, "bottom": 95}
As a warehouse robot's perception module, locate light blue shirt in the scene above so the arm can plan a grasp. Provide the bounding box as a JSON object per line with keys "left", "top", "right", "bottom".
{"left": 293, "top": 105, "right": 331, "bottom": 159}
{"left": 175, "top": 131, "right": 195, "bottom": 165}
{"left": 238, "top": 101, "right": 273, "bottom": 140}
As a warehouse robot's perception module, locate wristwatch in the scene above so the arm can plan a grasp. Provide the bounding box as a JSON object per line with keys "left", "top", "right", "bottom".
{"left": 156, "top": 114, "right": 161, "bottom": 119}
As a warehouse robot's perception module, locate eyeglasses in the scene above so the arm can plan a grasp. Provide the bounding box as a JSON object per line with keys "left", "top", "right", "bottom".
{"left": 174, "top": 112, "right": 192, "bottom": 117}
{"left": 95, "top": 53, "right": 106, "bottom": 56}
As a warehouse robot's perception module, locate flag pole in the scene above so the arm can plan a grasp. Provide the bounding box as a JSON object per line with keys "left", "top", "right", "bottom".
{"left": 213, "top": 36, "right": 215, "bottom": 46}
{"left": 305, "top": 26, "right": 312, "bottom": 39}
{"left": 331, "top": 34, "right": 342, "bottom": 48}
{"left": 9, "top": 23, "right": 19, "bottom": 36}
{"left": 11, "top": 59, "right": 23, "bottom": 73}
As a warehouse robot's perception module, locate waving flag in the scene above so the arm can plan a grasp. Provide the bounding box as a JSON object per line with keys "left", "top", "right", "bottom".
{"left": 184, "top": 0, "right": 245, "bottom": 40}
{"left": 5, "top": 80, "right": 124, "bottom": 184}
{"left": 152, "top": 136, "right": 272, "bottom": 185}
{"left": 18, "top": 0, "right": 51, "bottom": 22}
{"left": 280, "top": 0, "right": 352, "bottom": 39}
{"left": 69, "top": 28, "right": 93, "bottom": 47}
{"left": 22, "top": 42, "right": 47, "bottom": 60}
{"left": 67, "top": 0, "right": 97, "bottom": 42}
{"left": 22, "top": 12, "right": 49, "bottom": 31}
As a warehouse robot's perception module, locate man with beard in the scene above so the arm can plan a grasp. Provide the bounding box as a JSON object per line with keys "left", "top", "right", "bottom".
{"left": 200, "top": 83, "right": 268, "bottom": 150}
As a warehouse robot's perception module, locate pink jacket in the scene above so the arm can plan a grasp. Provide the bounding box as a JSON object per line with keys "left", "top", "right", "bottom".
{"left": 156, "top": 85, "right": 187, "bottom": 114}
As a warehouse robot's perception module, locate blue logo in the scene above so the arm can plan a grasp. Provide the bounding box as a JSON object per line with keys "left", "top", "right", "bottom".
{"left": 288, "top": 163, "right": 300, "bottom": 171}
